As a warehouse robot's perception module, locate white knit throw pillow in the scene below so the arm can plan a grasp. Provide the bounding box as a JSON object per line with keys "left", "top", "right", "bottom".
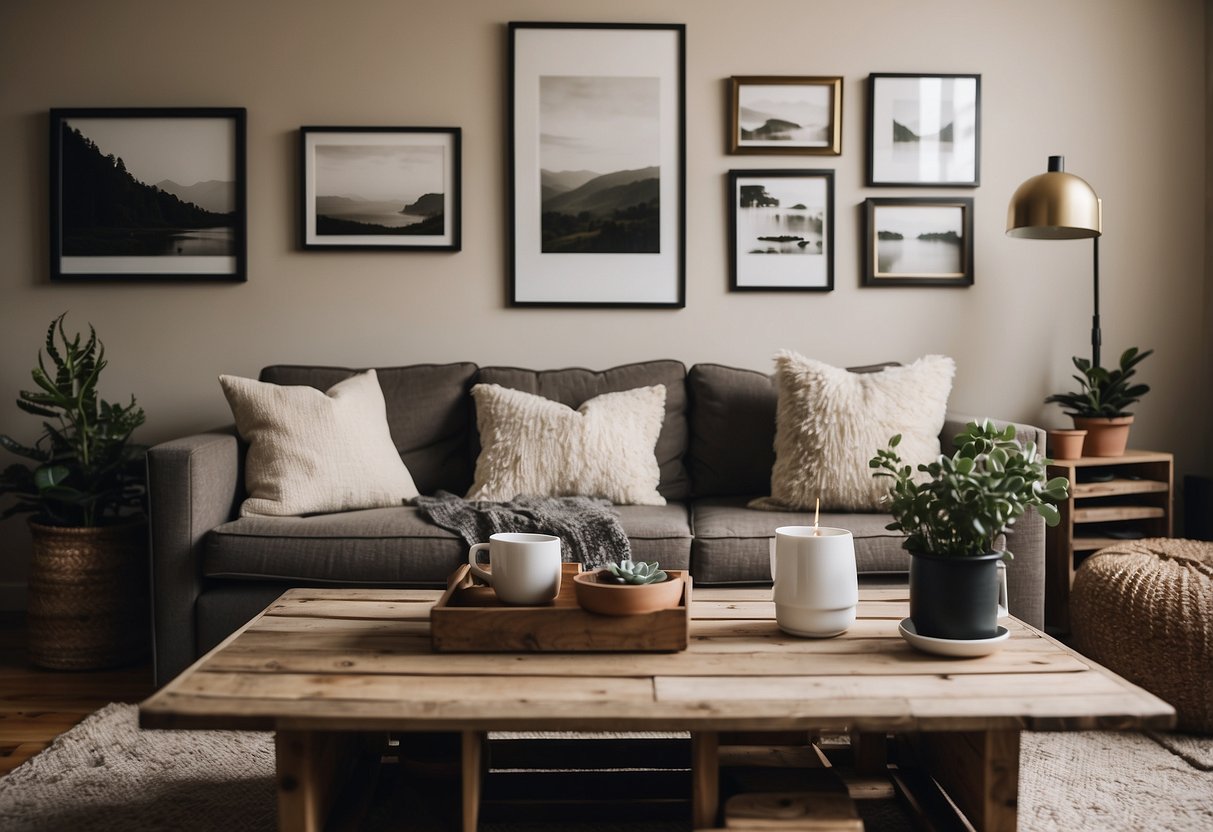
{"left": 467, "top": 384, "right": 666, "bottom": 506}
{"left": 752, "top": 352, "right": 955, "bottom": 511}
{"left": 219, "top": 370, "right": 419, "bottom": 517}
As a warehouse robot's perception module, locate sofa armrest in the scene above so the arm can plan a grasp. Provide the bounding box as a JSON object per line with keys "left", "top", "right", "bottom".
{"left": 940, "top": 412, "right": 1048, "bottom": 629}
{"left": 147, "top": 429, "right": 241, "bottom": 686}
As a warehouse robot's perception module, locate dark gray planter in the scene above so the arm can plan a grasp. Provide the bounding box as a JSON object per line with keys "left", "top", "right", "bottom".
{"left": 909, "top": 550, "right": 1005, "bottom": 640}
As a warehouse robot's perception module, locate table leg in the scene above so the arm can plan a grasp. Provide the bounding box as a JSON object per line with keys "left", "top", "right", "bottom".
{"left": 461, "top": 730, "right": 486, "bottom": 832}
{"left": 276, "top": 730, "right": 361, "bottom": 832}
{"left": 916, "top": 730, "right": 1020, "bottom": 832}
{"left": 691, "top": 731, "right": 720, "bottom": 828}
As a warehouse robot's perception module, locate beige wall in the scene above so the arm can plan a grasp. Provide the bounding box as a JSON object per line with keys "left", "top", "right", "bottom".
{"left": 0, "top": 0, "right": 1206, "bottom": 604}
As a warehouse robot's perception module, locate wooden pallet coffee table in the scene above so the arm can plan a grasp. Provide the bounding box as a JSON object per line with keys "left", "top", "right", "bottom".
{"left": 139, "top": 586, "right": 1174, "bottom": 832}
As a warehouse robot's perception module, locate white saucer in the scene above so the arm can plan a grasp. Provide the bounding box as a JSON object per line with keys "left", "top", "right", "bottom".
{"left": 898, "top": 618, "right": 1009, "bottom": 658}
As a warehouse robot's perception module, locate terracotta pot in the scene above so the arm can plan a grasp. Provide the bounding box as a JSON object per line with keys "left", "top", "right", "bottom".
{"left": 1072, "top": 415, "right": 1134, "bottom": 457}
{"left": 1048, "top": 429, "right": 1088, "bottom": 460}
{"left": 26, "top": 518, "right": 150, "bottom": 670}
{"left": 573, "top": 570, "right": 683, "bottom": 616}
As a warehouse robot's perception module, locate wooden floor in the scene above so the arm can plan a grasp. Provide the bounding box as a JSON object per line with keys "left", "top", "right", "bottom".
{"left": 0, "top": 612, "right": 155, "bottom": 777}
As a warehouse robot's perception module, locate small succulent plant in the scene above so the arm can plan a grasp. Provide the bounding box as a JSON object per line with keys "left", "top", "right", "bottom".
{"left": 601, "top": 558, "right": 668, "bottom": 585}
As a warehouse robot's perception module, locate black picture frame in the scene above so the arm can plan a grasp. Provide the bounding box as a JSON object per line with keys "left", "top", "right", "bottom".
{"left": 862, "top": 197, "right": 974, "bottom": 287}
{"left": 729, "top": 169, "right": 835, "bottom": 292}
{"left": 729, "top": 76, "right": 843, "bottom": 156}
{"left": 866, "top": 73, "right": 981, "bottom": 187}
{"left": 299, "top": 126, "right": 461, "bottom": 251}
{"left": 49, "top": 107, "right": 247, "bottom": 282}
{"left": 508, "top": 22, "right": 686, "bottom": 307}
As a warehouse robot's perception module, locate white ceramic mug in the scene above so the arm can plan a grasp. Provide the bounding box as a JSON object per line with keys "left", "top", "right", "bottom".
{"left": 468, "top": 533, "right": 562, "bottom": 605}
{"left": 769, "top": 526, "right": 859, "bottom": 637}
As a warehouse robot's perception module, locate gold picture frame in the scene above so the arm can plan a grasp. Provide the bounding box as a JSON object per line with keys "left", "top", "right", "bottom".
{"left": 728, "top": 76, "right": 842, "bottom": 155}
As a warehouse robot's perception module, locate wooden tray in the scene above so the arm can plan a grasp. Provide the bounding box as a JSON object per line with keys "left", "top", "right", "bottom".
{"left": 430, "top": 563, "right": 690, "bottom": 653}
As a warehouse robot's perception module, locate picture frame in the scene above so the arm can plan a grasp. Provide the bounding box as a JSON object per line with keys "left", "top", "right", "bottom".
{"left": 508, "top": 22, "right": 686, "bottom": 307}
{"left": 862, "top": 197, "right": 974, "bottom": 287}
{"left": 729, "top": 169, "right": 835, "bottom": 292}
{"left": 866, "top": 73, "right": 981, "bottom": 187}
{"left": 49, "top": 107, "right": 246, "bottom": 282}
{"left": 299, "top": 126, "right": 461, "bottom": 251}
{"left": 729, "top": 76, "right": 842, "bottom": 155}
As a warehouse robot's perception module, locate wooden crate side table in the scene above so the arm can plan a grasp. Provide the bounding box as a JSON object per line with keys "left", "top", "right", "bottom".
{"left": 1045, "top": 449, "right": 1173, "bottom": 632}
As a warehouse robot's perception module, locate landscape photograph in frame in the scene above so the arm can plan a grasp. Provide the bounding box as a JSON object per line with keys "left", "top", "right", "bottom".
{"left": 509, "top": 22, "right": 685, "bottom": 307}
{"left": 729, "top": 169, "right": 834, "bottom": 291}
{"left": 730, "top": 76, "right": 842, "bottom": 155}
{"left": 300, "top": 126, "right": 461, "bottom": 251}
{"left": 863, "top": 197, "right": 974, "bottom": 286}
{"left": 867, "top": 74, "right": 980, "bottom": 187}
{"left": 50, "top": 107, "right": 247, "bottom": 282}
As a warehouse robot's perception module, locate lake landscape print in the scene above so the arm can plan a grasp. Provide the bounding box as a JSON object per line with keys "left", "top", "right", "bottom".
{"left": 59, "top": 117, "right": 237, "bottom": 261}
{"left": 314, "top": 144, "right": 445, "bottom": 237}
{"left": 737, "top": 83, "right": 831, "bottom": 147}
{"left": 539, "top": 75, "right": 660, "bottom": 253}
{"left": 736, "top": 178, "right": 825, "bottom": 255}
{"left": 873, "top": 204, "right": 964, "bottom": 277}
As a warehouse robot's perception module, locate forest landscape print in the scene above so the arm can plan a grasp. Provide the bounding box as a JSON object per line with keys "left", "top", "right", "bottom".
{"left": 539, "top": 75, "right": 660, "bottom": 253}
{"left": 53, "top": 110, "right": 244, "bottom": 280}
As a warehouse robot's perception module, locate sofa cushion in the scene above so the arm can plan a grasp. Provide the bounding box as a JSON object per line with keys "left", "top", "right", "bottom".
{"left": 755, "top": 352, "right": 954, "bottom": 511}
{"left": 687, "top": 364, "right": 777, "bottom": 497}
{"left": 219, "top": 370, "right": 420, "bottom": 517}
{"left": 260, "top": 363, "right": 478, "bottom": 495}
{"left": 476, "top": 361, "right": 689, "bottom": 500}
{"left": 690, "top": 496, "right": 909, "bottom": 584}
{"left": 204, "top": 502, "right": 692, "bottom": 584}
{"left": 467, "top": 383, "right": 667, "bottom": 506}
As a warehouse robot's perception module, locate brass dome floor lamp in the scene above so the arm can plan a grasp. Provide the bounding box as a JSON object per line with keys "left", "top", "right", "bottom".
{"left": 1006, "top": 155, "right": 1104, "bottom": 367}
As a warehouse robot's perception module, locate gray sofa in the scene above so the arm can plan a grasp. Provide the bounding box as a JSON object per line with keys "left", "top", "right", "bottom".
{"left": 147, "top": 360, "right": 1046, "bottom": 685}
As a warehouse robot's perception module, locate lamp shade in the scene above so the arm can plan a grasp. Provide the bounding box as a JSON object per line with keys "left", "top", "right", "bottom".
{"left": 1006, "top": 155, "right": 1101, "bottom": 239}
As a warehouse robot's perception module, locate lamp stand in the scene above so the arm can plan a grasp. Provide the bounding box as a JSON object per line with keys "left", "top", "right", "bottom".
{"left": 1092, "top": 236, "right": 1101, "bottom": 369}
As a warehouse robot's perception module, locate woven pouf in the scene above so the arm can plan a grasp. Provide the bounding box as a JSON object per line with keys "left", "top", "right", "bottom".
{"left": 1071, "top": 538, "right": 1213, "bottom": 733}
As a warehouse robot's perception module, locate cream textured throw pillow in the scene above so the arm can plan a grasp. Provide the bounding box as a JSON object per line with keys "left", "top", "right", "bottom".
{"left": 467, "top": 384, "right": 667, "bottom": 506}
{"left": 752, "top": 352, "right": 955, "bottom": 512}
{"left": 219, "top": 370, "right": 419, "bottom": 517}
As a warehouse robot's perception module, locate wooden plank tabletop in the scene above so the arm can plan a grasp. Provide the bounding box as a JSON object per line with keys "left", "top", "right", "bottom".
{"left": 140, "top": 586, "right": 1175, "bottom": 735}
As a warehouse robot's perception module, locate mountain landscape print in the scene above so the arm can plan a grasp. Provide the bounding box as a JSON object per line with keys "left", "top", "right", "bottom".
{"left": 314, "top": 144, "right": 445, "bottom": 236}
{"left": 737, "top": 84, "right": 831, "bottom": 146}
{"left": 539, "top": 75, "right": 660, "bottom": 253}
{"left": 59, "top": 118, "right": 236, "bottom": 258}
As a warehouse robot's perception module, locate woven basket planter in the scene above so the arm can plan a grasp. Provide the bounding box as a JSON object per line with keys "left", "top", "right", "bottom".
{"left": 27, "top": 518, "right": 150, "bottom": 671}
{"left": 1071, "top": 538, "right": 1213, "bottom": 733}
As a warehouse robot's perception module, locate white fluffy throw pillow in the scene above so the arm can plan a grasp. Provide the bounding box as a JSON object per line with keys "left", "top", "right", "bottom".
{"left": 467, "top": 384, "right": 667, "bottom": 506}
{"left": 219, "top": 370, "right": 419, "bottom": 517}
{"left": 752, "top": 352, "right": 955, "bottom": 512}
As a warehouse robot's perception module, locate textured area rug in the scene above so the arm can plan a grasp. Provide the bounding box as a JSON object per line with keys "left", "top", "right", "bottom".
{"left": 1, "top": 704, "right": 1211, "bottom": 831}
{"left": 1149, "top": 730, "right": 1213, "bottom": 771}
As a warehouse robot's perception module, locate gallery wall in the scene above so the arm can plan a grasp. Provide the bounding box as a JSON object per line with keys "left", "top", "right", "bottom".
{"left": 0, "top": 0, "right": 1206, "bottom": 604}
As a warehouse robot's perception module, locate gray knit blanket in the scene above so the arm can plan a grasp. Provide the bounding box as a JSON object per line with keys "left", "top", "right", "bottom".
{"left": 414, "top": 491, "right": 631, "bottom": 569}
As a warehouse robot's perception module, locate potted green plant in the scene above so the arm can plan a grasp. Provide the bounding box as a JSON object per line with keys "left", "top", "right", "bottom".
{"left": 573, "top": 558, "right": 683, "bottom": 616}
{"left": 1043, "top": 347, "right": 1152, "bottom": 457}
{"left": 0, "top": 314, "right": 148, "bottom": 669}
{"left": 870, "top": 420, "right": 1069, "bottom": 641}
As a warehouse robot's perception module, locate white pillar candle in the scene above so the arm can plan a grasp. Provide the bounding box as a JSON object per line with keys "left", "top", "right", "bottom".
{"left": 769, "top": 526, "right": 858, "bottom": 638}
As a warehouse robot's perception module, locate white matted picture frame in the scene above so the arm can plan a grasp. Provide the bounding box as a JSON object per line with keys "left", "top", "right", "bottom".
{"left": 299, "top": 126, "right": 461, "bottom": 251}
{"left": 50, "top": 107, "right": 247, "bottom": 282}
{"left": 729, "top": 169, "right": 835, "bottom": 292}
{"left": 729, "top": 76, "right": 842, "bottom": 155}
{"left": 862, "top": 197, "right": 974, "bottom": 287}
{"left": 866, "top": 73, "right": 981, "bottom": 187}
{"left": 508, "top": 22, "right": 686, "bottom": 307}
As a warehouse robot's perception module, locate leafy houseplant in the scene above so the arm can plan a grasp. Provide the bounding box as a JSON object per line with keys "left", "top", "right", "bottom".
{"left": 1, "top": 315, "right": 147, "bottom": 526}
{"left": 0, "top": 314, "right": 149, "bottom": 669}
{"left": 870, "top": 419, "right": 1069, "bottom": 640}
{"left": 1043, "top": 347, "right": 1152, "bottom": 457}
